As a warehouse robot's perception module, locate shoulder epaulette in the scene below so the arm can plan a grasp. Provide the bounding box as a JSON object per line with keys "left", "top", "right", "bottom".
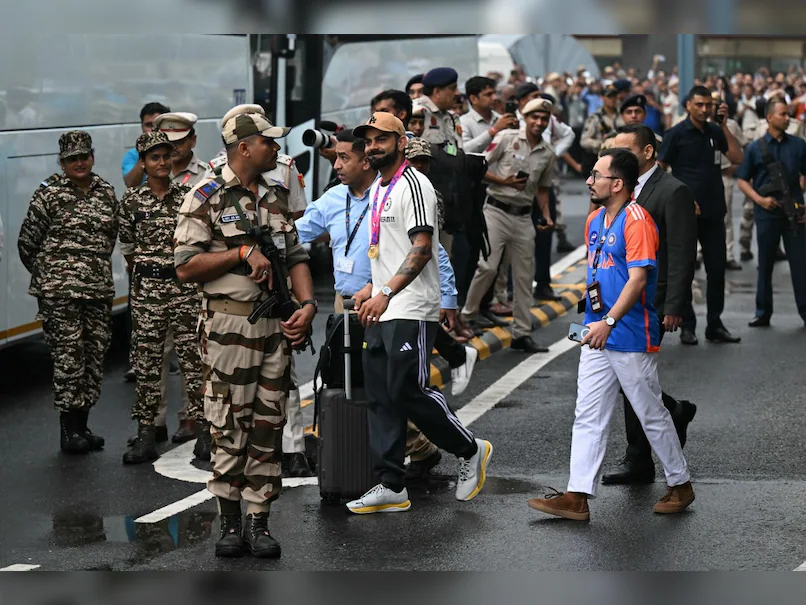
{"left": 276, "top": 154, "right": 293, "bottom": 167}
{"left": 193, "top": 179, "right": 223, "bottom": 202}
{"left": 39, "top": 174, "right": 60, "bottom": 189}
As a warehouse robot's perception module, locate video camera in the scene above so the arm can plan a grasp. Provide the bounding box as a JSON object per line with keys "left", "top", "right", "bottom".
{"left": 302, "top": 121, "right": 345, "bottom": 150}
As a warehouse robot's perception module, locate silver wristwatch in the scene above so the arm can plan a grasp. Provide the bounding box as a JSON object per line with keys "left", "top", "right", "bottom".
{"left": 381, "top": 285, "right": 394, "bottom": 299}
{"left": 604, "top": 315, "right": 617, "bottom": 327}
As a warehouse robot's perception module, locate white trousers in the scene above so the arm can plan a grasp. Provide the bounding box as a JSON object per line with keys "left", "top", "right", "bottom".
{"left": 282, "top": 358, "right": 305, "bottom": 454}
{"left": 567, "top": 347, "right": 690, "bottom": 497}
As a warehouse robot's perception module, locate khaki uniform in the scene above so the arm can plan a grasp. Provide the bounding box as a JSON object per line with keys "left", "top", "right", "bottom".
{"left": 18, "top": 173, "right": 119, "bottom": 412}
{"left": 580, "top": 108, "right": 623, "bottom": 155}
{"left": 461, "top": 127, "right": 556, "bottom": 339}
{"left": 118, "top": 181, "right": 203, "bottom": 426}
{"left": 171, "top": 153, "right": 208, "bottom": 189}
{"left": 174, "top": 164, "right": 309, "bottom": 512}
{"left": 720, "top": 118, "right": 745, "bottom": 263}
{"left": 414, "top": 95, "right": 464, "bottom": 149}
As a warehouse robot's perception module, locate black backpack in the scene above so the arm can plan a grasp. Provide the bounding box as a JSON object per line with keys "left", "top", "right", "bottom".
{"left": 427, "top": 142, "right": 491, "bottom": 260}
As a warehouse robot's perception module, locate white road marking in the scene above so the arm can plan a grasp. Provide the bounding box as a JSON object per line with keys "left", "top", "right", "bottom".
{"left": 795, "top": 561, "right": 806, "bottom": 571}
{"left": 142, "top": 249, "right": 585, "bottom": 523}
{"left": 0, "top": 564, "right": 40, "bottom": 571}
{"left": 456, "top": 337, "right": 578, "bottom": 427}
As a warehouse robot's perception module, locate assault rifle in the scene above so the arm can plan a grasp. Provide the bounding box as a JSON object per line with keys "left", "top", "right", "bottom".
{"left": 759, "top": 138, "right": 804, "bottom": 232}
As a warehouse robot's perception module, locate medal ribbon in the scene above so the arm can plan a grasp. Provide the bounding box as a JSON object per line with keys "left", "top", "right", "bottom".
{"left": 369, "top": 160, "right": 408, "bottom": 250}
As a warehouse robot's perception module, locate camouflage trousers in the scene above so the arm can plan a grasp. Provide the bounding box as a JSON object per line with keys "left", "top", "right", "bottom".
{"left": 38, "top": 297, "right": 112, "bottom": 412}
{"left": 130, "top": 275, "right": 203, "bottom": 424}
{"left": 200, "top": 306, "right": 291, "bottom": 513}
{"left": 739, "top": 196, "right": 755, "bottom": 255}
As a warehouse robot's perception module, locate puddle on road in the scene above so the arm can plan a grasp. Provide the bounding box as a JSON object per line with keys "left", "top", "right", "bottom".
{"left": 408, "top": 475, "right": 538, "bottom": 496}
{"left": 50, "top": 509, "right": 217, "bottom": 557}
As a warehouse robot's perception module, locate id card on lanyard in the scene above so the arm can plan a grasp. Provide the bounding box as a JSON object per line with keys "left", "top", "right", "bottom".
{"left": 578, "top": 204, "right": 628, "bottom": 314}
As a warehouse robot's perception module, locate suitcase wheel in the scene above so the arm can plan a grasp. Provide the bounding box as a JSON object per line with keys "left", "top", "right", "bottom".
{"left": 321, "top": 492, "right": 341, "bottom": 506}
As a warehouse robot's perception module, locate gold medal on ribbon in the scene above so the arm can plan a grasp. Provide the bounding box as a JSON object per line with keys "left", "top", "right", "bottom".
{"left": 368, "top": 245, "right": 379, "bottom": 259}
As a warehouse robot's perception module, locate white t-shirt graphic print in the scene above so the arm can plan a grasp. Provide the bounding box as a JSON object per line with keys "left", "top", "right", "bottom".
{"left": 368, "top": 165, "right": 440, "bottom": 322}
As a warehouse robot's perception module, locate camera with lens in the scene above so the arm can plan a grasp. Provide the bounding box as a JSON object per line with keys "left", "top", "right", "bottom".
{"left": 302, "top": 121, "right": 344, "bottom": 150}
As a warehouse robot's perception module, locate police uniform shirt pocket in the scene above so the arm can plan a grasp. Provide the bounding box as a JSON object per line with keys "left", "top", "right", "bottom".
{"left": 203, "top": 380, "right": 231, "bottom": 428}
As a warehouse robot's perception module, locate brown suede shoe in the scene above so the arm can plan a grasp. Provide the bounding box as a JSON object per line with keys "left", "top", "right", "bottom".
{"left": 654, "top": 481, "right": 695, "bottom": 514}
{"left": 528, "top": 489, "right": 590, "bottom": 521}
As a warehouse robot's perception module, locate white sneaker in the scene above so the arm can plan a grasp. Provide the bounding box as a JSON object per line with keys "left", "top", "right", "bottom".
{"left": 346, "top": 484, "right": 411, "bottom": 514}
{"left": 451, "top": 346, "right": 478, "bottom": 396}
{"left": 455, "top": 438, "right": 493, "bottom": 501}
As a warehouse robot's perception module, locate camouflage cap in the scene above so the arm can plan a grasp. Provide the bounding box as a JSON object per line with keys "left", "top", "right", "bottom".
{"left": 220, "top": 103, "right": 265, "bottom": 128}
{"left": 222, "top": 111, "right": 290, "bottom": 145}
{"left": 405, "top": 137, "right": 432, "bottom": 160}
{"left": 59, "top": 130, "right": 92, "bottom": 159}
{"left": 136, "top": 131, "right": 173, "bottom": 155}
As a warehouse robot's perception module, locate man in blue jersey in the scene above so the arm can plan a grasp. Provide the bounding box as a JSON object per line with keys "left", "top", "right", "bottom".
{"left": 528, "top": 149, "right": 693, "bottom": 521}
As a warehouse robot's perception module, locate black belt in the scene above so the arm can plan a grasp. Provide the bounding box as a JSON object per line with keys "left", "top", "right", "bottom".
{"left": 134, "top": 264, "right": 177, "bottom": 280}
{"left": 487, "top": 196, "right": 532, "bottom": 217}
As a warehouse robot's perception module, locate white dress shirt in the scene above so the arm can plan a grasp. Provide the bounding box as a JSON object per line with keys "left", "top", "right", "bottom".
{"left": 634, "top": 162, "right": 659, "bottom": 200}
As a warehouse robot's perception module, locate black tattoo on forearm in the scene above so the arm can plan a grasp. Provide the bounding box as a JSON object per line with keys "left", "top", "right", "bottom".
{"left": 394, "top": 245, "right": 432, "bottom": 282}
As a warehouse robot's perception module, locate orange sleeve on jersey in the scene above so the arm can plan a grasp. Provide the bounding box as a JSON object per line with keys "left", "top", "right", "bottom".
{"left": 584, "top": 209, "right": 599, "bottom": 245}
{"left": 624, "top": 204, "right": 659, "bottom": 264}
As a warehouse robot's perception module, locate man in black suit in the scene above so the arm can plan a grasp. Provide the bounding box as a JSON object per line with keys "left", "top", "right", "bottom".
{"left": 602, "top": 125, "right": 700, "bottom": 485}
{"left": 657, "top": 85, "right": 744, "bottom": 345}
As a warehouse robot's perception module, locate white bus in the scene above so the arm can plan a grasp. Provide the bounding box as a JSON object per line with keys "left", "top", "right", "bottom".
{"left": 0, "top": 34, "right": 251, "bottom": 348}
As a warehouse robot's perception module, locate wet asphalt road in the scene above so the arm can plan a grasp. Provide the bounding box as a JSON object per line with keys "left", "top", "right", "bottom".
{"left": 3, "top": 181, "right": 806, "bottom": 571}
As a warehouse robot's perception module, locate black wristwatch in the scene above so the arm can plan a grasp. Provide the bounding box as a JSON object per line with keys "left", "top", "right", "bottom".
{"left": 300, "top": 299, "right": 318, "bottom": 314}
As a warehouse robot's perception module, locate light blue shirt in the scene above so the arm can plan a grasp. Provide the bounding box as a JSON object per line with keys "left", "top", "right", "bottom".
{"left": 121, "top": 148, "right": 139, "bottom": 179}
{"left": 296, "top": 180, "right": 458, "bottom": 309}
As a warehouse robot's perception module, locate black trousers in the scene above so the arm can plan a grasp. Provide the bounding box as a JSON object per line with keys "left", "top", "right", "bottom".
{"left": 434, "top": 328, "right": 467, "bottom": 369}
{"left": 363, "top": 320, "right": 476, "bottom": 490}
{"left": 755, "top": 212, "right": 806, "bottom": 321}
{"left": 684, "top": 214, "right": 727, "bottom": 330}
{"left": 533, "top": 188, "right": 558, "bottom": 284}
{"left": 623, "top": 315, "right": 683, "bottom": 462}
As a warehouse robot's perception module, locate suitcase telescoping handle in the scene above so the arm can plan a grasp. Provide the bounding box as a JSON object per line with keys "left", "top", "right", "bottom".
{"left": 342, "top": 298, "right": 356, "bottom": 401}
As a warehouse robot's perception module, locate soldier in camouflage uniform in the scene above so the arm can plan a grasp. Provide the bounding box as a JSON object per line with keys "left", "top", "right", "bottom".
{"left": 152, "top": 112, "right": 209, "bottom": 444}
{"left": 118, "top": 131, "right": 205, "bottom": 465}
{"left": 580, "top": 83, "right": 624, "bottom": 161}
{"left": 17, "top": 131, "right": 119, "bottom": 455}
{"left": 174, "top": 107, "right": 316, "bottom": 559}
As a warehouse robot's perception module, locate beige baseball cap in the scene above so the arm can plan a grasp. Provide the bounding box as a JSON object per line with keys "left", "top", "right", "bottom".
{"left": 353, "top": 112, "right": 406, "bottom": 138}
{"left": 221, "top": 111, "right": 290, "bottom": 145}
{"left": 153, "top": 112, "right": 198, "bottom": 142}
{"left": 522, "top": 97, "right": 553, "bottom": 116}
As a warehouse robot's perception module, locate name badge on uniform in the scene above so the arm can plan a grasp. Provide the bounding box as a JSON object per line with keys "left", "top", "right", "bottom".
{"left": 221, "top": 214, "right": 239, "bottom": 224}
{"left": 272, "top": 234, "right": 287, "bottom": 251}
{"left": 587, "top": 281, "right": 603, "bottom": 313}
{"left": 513, "top": 153, "right": 526, "bottom": 161}
{"left": 335, "top": 257, "right": 355, "bottom": 275}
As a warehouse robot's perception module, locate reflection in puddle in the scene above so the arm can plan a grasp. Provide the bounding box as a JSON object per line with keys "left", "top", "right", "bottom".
{"left": 408, "top": 475, "right": 538, "bottom": 496}
{"left": 50, "top": 509, "right": 216, "bottom": 556}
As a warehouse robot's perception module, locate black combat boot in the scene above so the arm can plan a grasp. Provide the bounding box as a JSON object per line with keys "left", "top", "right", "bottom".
{"left": 215, "top": 514, "right": 245, "bottom": 558}
{"left": 74, "top": 409, "right": 105, "bottom": 451}
{"left": 60, "top": 412, "right": 91, "bottom": 455}
{"left": 242, "top": 514, "right": 281, "bottom": 558}
{"left": 194, "top": 422, "right": 212, "bottom": 461}
{"left": 122, "top": 423, "right": 160, "bottom": 465}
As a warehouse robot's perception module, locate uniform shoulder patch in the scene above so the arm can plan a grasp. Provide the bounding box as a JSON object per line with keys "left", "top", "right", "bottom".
{"left": 193, "top": 179, "right": 223, "bottom": 202}
{"left": 39, "top": 174, "right": 61, "bottom": 189}
{"left": 485, "top": 142, "right": 498, "bottom": 152}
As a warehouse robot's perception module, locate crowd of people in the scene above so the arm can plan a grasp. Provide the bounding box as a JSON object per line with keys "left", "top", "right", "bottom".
{"left": 10, "top": 54, "right": 806, "bottom": 557}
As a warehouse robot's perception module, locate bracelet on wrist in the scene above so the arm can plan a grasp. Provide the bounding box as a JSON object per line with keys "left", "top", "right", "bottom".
{"left": 244, "top": 244, "right": 256, "bottom": 261}
{"left": 239, "top": 245, "right": 248, "bottom": 261}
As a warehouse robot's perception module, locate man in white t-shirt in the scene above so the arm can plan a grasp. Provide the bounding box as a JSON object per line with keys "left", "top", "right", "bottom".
{"left": 346, "top": 113, "right": 493, "bottom": 514}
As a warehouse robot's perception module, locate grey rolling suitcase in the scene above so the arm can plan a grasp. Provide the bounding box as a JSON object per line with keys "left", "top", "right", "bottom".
{"left": 315, "top": 299, "right": 375, "bottom": 504}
